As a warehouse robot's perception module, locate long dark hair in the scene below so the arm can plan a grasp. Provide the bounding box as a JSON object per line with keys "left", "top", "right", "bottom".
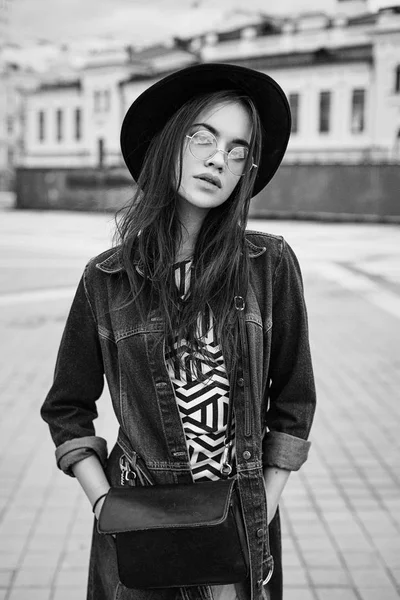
{"left": 114, "top": 90, "right": 263, "bottom": 375}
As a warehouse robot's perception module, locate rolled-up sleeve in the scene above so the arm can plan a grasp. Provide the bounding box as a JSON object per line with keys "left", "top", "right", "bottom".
{"left": 40, "top": 267, "right": 107, "bottom": 476}
{"left": 263, "top": 239, "right": 316, "bottom": 471}
{"left": 56, "top": 435, "right": 108, "bottom": 476}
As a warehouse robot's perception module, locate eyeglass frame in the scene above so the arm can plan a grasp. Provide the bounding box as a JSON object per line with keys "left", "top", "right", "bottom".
{"left": 185, "top": 130, "right": 258, "bottom": 176}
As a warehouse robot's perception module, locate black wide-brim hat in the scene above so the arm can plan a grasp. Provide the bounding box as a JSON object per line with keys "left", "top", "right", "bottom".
{"left": 120, "top": 63, "right": 291, "bottom": 197}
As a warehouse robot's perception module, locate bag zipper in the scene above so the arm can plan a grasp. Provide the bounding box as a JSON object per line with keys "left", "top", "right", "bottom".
{"left": 119, "top": 455, "right": 137, "bottom": 486}
{"left": 119, "top": 453, "right": 154, "bottom": 486}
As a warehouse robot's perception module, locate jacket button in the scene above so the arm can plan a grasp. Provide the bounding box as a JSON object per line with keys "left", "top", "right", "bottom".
{"left": 156, "top": 381, "right": 168, "bottom": 390}
{"left": 242, "top": 451, "right": 251, "bottom": 460}
{"left": 257, "top": 528, "right": 264, "bottom": 538}
{"left": 237, "top": 378, "right": 244, "bottom": 387}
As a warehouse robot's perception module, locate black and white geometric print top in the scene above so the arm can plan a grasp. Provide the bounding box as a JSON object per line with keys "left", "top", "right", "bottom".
{"left": 165, "top": 259, "right": 235, "bottom": 482}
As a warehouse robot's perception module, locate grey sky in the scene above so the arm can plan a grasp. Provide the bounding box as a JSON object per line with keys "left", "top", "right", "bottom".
{"left": 7, "top": 0, "right": 397, "bottom": 46}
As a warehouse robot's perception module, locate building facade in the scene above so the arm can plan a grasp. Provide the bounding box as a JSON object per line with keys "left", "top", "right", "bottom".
{"left": 182, "top": 3, "right": 400, "bottom": 164}
{"left": 20, "top": 45, "right": 197, "bottom": 170}
{"left": 17, "top": 3, "right": 400, "bottom": 170}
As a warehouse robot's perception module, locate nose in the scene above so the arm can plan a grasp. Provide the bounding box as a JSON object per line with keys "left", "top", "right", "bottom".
{"left": 205, "top": 148, "right": 226, "bottom": 171}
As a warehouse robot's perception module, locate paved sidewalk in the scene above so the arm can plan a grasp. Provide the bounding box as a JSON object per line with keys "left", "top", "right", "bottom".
{"left": 0, "top": 210, "right": 399, "bottom": 599}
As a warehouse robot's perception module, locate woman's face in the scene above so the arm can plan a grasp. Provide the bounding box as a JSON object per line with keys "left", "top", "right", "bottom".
{"left": 176, "top": 100, "right": 252, "bottom": 218}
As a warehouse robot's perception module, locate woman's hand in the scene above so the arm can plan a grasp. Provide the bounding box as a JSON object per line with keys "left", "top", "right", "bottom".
{"left": 71, "top": 455, "right": 111, "bottom": 521}
{"left": 263, "top": 466, "right": 291, "bottom": 525}
{"left": 266, "top": 497, "right": 279, "bottom": 526}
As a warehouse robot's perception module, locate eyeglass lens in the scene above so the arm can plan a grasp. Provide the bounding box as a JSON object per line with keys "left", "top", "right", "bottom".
{"left": 189, "top": 131, "right": 251, "bottom": 176}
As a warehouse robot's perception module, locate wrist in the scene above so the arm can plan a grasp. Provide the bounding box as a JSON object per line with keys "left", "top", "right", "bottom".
{"left": 92, "top": 491, "right": 109, "bottom": 518}
{"left": 94, "top": 496, "right": 107, "bottom": 520}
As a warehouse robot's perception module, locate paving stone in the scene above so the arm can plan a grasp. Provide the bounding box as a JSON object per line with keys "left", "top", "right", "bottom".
{"left": 389, "top": 569, "right": 400, "bottom": 586}
{"left": 297, "top": 537, "right": 337, "bottom": 552}
{"left": 315, "top": 590, "right": 359, "bottom": 600}
{"left": 333, "top": 536, "right": 372, "bottom": 552}
{"left": 8, "top": 589, "right": 51, "bottom": 600}
{"left": 52, "top": 590, "right": 84, "bottom": 600}
{"left": 340, "top": 551, "right": 383, "bottom": 569}
{"left": 19, "top": 552, "right": 60, "bottom": 569}
{"left": 351, "top": 568, "right": 396, "bottom": 588}
{"left": 60, "top": 550, "right": 90, "bottom": 569}
{"left": 301, "top": 551, "right": 342, "bottom": 569}
{"left": 283, "top": 552, "right": 303, "bottom": 568}
{"left": 284, "top": 567, "right": 309, "bottom": 586}
{"left": 378, "top": 552, "right": 400, "bottom": 569}
{"left": 284, "top": 590, "right": 316, "bottom": 600}
{"left": 26, "top": 534, "right": 66, "bottom": 553}
{"left": 0, "top": 570, "right": 14, "bottom": 587}
{"left": 54, "top": 569, "right": 88, "bottom": 587}
{"left": 357, "top": 588, "right": 400, "bottom": 600}
{"left": 0, "top": 553, "right": 21, "bottom": 570}
{"left": 309, "top": 568, "right": 352, "bottom": 586}
{"left": 13, "top": 568, "right": 55, "bottom": 587}
{"left": 0, "top": 537, "right": 27, "bottom": 554}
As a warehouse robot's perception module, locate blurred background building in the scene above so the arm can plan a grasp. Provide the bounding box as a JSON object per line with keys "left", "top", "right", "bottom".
{"left": 1, "top": 0, "right": 400, "bottom": 218}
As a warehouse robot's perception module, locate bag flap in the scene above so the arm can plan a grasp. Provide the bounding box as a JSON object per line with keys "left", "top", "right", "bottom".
{"left": 98, "top": 479, "right": 236, "bottom": 534}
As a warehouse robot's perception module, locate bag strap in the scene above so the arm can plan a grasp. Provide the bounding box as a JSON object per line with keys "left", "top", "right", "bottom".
{"left": 220, "top": 286, "right": 249, "bottom": 477}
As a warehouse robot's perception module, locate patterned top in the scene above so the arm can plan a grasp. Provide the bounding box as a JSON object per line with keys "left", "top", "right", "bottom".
{"left": 165, "top": 259, "right": 234, "bottom": 482}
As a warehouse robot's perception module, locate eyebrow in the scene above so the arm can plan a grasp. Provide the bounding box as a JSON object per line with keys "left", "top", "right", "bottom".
{"left": 191, "top": 122, "right": 250, "bottom": 148}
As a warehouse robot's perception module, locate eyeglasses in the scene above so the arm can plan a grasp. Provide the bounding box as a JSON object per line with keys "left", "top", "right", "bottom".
{"left": 185, "top": 130, "right": 257, "bottom": 177}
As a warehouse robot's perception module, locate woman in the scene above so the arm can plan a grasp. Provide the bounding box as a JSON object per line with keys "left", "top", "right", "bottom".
{"left": 41, "top": 63, "right": 316, "bottom": 600}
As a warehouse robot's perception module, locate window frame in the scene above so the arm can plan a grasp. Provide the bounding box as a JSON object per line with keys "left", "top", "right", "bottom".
{"left": 38, "top": 110, "right": 45, "bottom": 143}
{"left": 319, "top": 90, "right": 331, "bottom": 134}
{"left": 288, "top": 93, "right": 300, "bottom": 134}
{"left": 351, "top": 88, "right": 366, "bottom": 134}
{"left": 395, "top": 65, "right": 400, "bottom": 94}
{"left": 56, "top": 108, "right": 63, "bottom": 143}
{"left": 75, "top": 107, "right": 82, "bottom": 141}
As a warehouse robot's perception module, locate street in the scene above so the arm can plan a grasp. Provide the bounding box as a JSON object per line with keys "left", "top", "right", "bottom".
{"left": 0, "top": 209, "right": 399, "bottom": 600}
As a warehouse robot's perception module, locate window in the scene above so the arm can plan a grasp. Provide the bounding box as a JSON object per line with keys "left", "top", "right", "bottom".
{"left": 94, "top": 90, "right": 111, "bottom": 113}
{"left": 7, "top": 147, "right": 14, "bottom": 166}
{"left": 288, "top": 93, "right": 300, "bottom": 134}
{"left": 7, "top": 116, "right": 13, "bottom": 135}
{"left": 56, "top": 109, "right": 63, "bottom": 142}
{"left": 103, "top": 90, "right": 110, "bottom": 112}
{"left": 94, "top": 90, "right": 101, "bottom": 113}
{"left": 75, "top": 108, "right": 82, "bottom": 141}
{"left": 319, "top": 91, "right": 331, "bottom": 133}
{"left": 38, "top": 110, "right": 45, "bottom": 142}
{"left": 351, "top": 89, "right": 365, "bottom": 133}
{"left": 395, "top": 66, "right": 400, "bottom": 94}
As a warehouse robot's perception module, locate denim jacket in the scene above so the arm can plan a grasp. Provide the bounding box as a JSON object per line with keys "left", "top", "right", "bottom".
{"left": 41, "top": 230, "right": 316, "bottom": 600}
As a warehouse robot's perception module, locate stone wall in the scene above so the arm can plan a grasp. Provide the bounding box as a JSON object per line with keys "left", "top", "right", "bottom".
{"left": 252, "top": 164, "right": 400, "bottom": 221}
{"left": 15, "top": 168, "right": 134, "bottom": 212}
{"left": 15, "top": 164, "right": 400, "bottom": 221}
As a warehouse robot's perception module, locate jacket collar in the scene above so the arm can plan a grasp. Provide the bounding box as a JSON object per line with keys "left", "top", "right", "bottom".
{"left": 96, "top": 237, "right": 266, "bottom": 274}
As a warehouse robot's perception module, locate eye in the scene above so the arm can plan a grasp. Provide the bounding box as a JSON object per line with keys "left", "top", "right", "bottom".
{"left": 191, "top": 131, "right": 215, "bottom": 146}
{"left": 229, "top": 147, "right": 249, "bottom": 162}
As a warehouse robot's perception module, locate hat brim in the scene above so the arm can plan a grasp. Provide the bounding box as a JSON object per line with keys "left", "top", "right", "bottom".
{"left": 120, "top": 63, "right": 291, "bottom": 197}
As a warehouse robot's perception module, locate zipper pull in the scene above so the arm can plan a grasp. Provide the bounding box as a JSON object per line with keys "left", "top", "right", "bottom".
{"left": 119, "top": 455, "right": 128, "bottom": 486}
{"left": 119, "top": 455, "right": 137, "bottom": 486}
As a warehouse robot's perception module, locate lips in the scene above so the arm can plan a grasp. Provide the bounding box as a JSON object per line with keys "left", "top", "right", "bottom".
{"left": 194, "top": 173, "right": 222, "bottom": 189}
